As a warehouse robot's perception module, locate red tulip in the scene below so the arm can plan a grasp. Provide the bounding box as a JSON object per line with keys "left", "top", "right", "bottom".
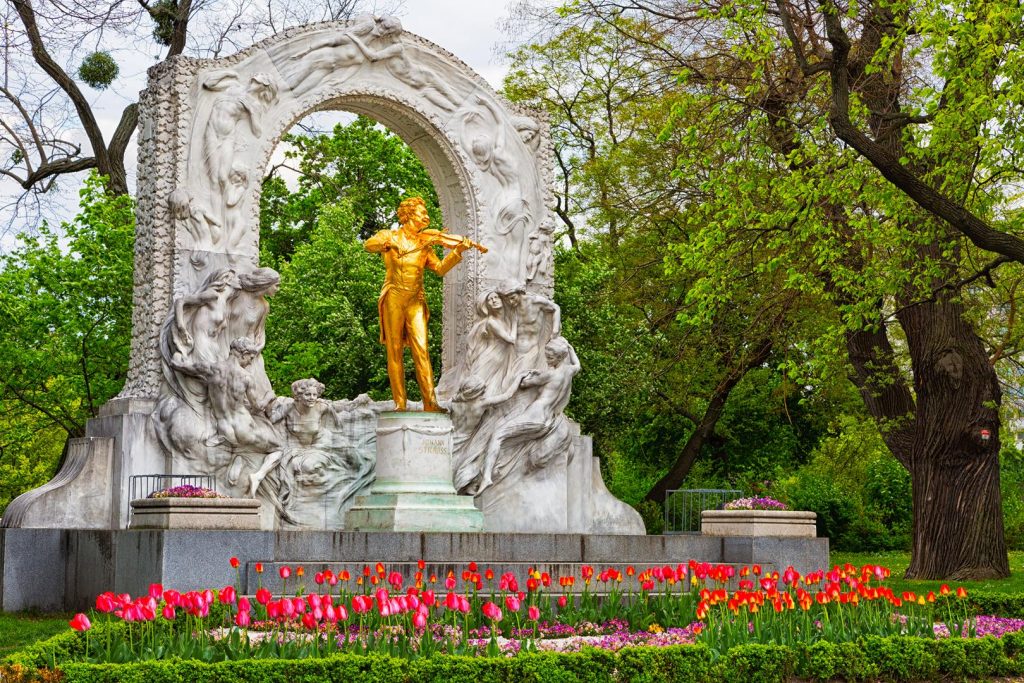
{"left": 162, "top": 604, "right": 176, "bottom": 620}
{"left": 528, "top": 605, "right": 540, "bottom": 621}
{"left": 315, "top": 572, "right": 324, "bottom": 585}
{"left": 148, "top": 583, "right": 163, "bottom": 600}
{"left": 388, "top": 571, "right": 403, "bottom": 589}
{"left": 235, "top": 609, "right": 251, "bottom": 627}
{"left": 238, "top": 597, "right": 251, "bottom": 613}
{"left": 301, "top": 612, "right": 316, "bottom": 629}
{"left": 256, "top": 588, "right": 272, "bottom": 605}
{"left": 557, "top": 595, "right": 568, "bottom": 608}
{"left": 423, "top": 590, "right": 435, "bottom": 607}
{"left": 482, "top": 600, "right": 502, "bottom": 622}
{"left": 69, "top": 613, "right": 91, "bottom": 631}
{"left": 255, "top": 562, "right": 263, "bottom": 574}
{"left": 229, "top": 557, "right": 240, "bottom": 569}
{"left": 95, "top": 592, "right": 118, "bottom": 613}
{"left": 220, "top": 586, "right": 237, "bottom": 604}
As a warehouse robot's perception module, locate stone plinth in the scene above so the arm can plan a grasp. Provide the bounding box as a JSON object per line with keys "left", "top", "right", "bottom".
{"left": 129, "top": 497, "right": 262, "bottom": 530}
{"left": 345, "top": 412, "right": 483, "bottom": 532}
{"left": 701, "top": 510, "right": 817, "bottom": 537}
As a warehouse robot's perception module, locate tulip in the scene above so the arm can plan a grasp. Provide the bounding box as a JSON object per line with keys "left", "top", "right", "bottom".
{"left": 458, "top": 596, "right": 471, "bottom": 613}
{"left": 255, "top": 562, "right": 263, "bottom": 574}
{"left": 302, "top": 612, "right": 317, "bottom": 630}
{"left": 69, "top": 613, "right": 91, "bottom": 631}
{"left": 235, "top": 609, "right": 251, "bottom": 627}
{"left": 413, "top": 611, "right": 427, "bottom": 629}
{"left": 256, "top": 587, "right": 272, "bottom": 605}
{"left": 482, "top": 601, "right": 502, "bottom": 622}
{"left": 296, "top": 566, "right": 305, "bottom": 578}
{"left": 557, "top": 595, "right": 567, "bottom": 608}
{"left": 315, "top": 572, "right": 324, "bottom": 585}
{"left": 388, "top": 571, "right": 403, "bottom": 589}
{"left": 148, "top": 583, "right": 163, "bottom": 600}
{"left": 238, "top": 597, "right": 251, "bottom": 613}
{"left": 162, "top": 604, "right": 176, "bottom": 620}
{"left": 505, "top": 595, "right": 520, "bottom": 613}
{"left": 229, "top": 557, "right": 240, "bottom": 569}
{"left": 956, "top": 586, "right": 968, "bottom": 598}
{"left": 220, "top": 586, "right": 237, "bottom": 605}
{"left": 280, "top": 566, "right": 292, "bottom": 580}
{"left": 95, "top": 592, "right": 118, "bottom": 613}
{"left": 528, "top": 605, "right": 540, "bottom": 621}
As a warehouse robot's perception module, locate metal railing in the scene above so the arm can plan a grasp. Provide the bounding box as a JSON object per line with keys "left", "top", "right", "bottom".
{"left": 664, "top": 488, "right": 742, "bottom": 534}
{"left": 128, "top": 474, "right": 216, "bottom": 502}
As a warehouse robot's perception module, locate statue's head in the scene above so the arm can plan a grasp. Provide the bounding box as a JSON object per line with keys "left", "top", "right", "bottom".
{"left": 291, "top": 378, "right": 326, "bottom": 406}
{"left": 248, "top": 73, "right": 278, "bottom": 104}
{"left": 229, "top": 338, "right": 261, "bottom": 366}
{"left": 238, "top": 267, "right": 280, "bottom": 296}
{"left": 497, "top": 279, "right": 526, "bottom": 307}
{"left": 397, "top": 196, "right": 429, "bottom": 232}
{"left": 544, "top": 337, "right": 570, "bottom": 366}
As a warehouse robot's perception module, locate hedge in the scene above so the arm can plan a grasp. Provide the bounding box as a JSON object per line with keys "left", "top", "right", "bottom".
{"left": 6, "top": 631, "right": 1024, "bottom": 682}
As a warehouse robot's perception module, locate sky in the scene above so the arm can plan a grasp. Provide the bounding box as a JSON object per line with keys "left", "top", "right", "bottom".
{"left": 0, "top": 0, "right": 521, "bottom": 246}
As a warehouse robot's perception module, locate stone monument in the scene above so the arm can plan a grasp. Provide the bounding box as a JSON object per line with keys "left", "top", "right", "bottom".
{"left": 1, "top": 14, "right": 644, "bottom": 536}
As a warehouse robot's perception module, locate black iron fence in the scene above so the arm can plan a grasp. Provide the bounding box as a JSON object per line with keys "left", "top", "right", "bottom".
{"left": 664, "top": 488, "right": 742, "bottom": 534}
{"left": 128, "top": 474, "right": 216, "bottom": 502}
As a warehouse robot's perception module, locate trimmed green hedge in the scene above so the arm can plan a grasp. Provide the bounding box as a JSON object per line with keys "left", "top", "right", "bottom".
{"left": 6, "top": 631, "right": 1024, "bottom": 682}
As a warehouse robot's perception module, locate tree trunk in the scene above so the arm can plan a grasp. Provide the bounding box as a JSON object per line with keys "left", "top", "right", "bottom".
{"left": 897, "top": 298, "right": 1008, "bottom": 579}
{"left": 644, "top": 338, "right": 772, "bottom": 504}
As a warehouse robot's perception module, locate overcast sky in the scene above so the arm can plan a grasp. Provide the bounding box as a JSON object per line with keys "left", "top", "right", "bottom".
{"left": 0, "top": 1, "right": 520, "bottom": 245}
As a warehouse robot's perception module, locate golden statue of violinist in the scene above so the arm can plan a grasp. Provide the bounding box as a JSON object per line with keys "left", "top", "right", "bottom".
{"left": 365, "top": 197, "right": 487, "bottom": 412}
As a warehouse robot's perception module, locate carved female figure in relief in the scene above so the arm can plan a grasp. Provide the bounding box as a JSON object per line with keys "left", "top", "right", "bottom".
{"left": 171, "top": 268, "right": 240, "bottom": 364}
{"left": 201, "top": 72, "right": 278, "bottom": 200}
{"left": 464, "top": 290, "right": 517, "bottom": 392}
{"left": 280, "top": 14, "right": 378, "bottom": 95}
{"left": 228, "top": 267, "right": 280, "bottom": 402}
{"left": 349, "top": 17, "right": 462, "bottom": 112}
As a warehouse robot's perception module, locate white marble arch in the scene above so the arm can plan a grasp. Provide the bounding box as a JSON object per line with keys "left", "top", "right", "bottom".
{"left": 122, "top": 16, "right": 555, "bottom": 402}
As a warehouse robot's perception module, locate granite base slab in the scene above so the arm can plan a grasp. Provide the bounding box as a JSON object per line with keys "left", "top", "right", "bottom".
{"left": 0, "top": 528, "right": 828, "bottom": 612}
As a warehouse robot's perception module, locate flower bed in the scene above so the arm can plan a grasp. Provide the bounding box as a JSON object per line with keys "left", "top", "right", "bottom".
{"left": 722, "top": 496, "right": 789, "bottom": 511}
{"left": 4, "top": 558, "right": 1004, "bottom": 672}
{"left": 148, "top": 485, "right": 225, "bottom": 499}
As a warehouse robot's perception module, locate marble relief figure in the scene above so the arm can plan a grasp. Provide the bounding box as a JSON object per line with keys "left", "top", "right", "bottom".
{"left": 152, "top": 266, "right": 383, "bottom": 529}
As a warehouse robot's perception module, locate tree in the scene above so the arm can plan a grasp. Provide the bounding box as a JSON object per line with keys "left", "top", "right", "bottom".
{"left": 0, "top": 174, "right": 134, "bottom": 514}
{"left": 506, "top": 2, "right": 1023, "bottom": 578}
{"left": 260, "top": 115, "right": 440, "bottom": 259}
{"left": 1, "top": 0, "right": 363, "bottom": 223}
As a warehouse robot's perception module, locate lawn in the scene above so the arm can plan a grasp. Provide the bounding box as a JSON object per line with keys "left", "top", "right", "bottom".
{"left": 831, "top": 550, "right": 1024, "bottom": 595}
{"left": 0, "top": 612, "right": 70, "bottom": 656}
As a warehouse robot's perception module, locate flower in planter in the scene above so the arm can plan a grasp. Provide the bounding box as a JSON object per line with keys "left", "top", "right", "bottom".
{"left": 149, "top": 484, "right": 226, "bottom": 499}
{"left": 722, "top": 496, "right": 789, "bottom": 511}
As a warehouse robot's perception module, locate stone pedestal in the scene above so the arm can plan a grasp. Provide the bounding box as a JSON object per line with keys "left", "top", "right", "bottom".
{"left": 344, "top": 412, "right": 483, "bottom": 532}
{"left": 129, "top": 497, "right": 262, "bottom": 530}
{"left": 701, "top": 509, "right": 817, "bottom": 537}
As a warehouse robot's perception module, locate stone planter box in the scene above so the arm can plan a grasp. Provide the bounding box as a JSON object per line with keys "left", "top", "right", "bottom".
{"left": 701, "top": 509, "right": 817, "bottom": 537}
{"left": 129, "top": 497, "right": 262, "bottom": 530}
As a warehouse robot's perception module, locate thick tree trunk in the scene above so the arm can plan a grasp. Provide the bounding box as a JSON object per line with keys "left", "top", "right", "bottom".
{"left": 897, "top": 298, "right": 1008, "bottom": 579}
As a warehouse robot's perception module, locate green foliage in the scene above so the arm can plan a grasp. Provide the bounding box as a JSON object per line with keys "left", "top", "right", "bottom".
{"left": 148, "top": 0, "right": 179, "bottom": 46}
{"left": 634, "top": 499, "right": 664, "bottom": 535}
{"left": 77, "top": 52, "right": 118, "bottom": 90}
{"left": 1001, "top": 444, "right": 1024, "bottom": 550}
{"left": 260, "top": 116, "right": 439, "bottom": 261}
{"left": 0, "top": 175, "right": 133, "bottom": 514}
{"left": 9, "top": 635, "right": 1024, "bottom": 682}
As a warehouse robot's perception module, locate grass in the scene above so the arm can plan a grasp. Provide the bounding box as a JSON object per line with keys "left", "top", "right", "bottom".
{"left": 831, "top": 550, "right": 1024, "bottom": 595}
{"left": 0, "top": 612, "right": 70, "bottom": 657}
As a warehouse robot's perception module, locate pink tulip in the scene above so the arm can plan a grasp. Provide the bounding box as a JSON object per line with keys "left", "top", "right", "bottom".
{"left": 238, "top": 597, "right": 251, "bottom": 613}
{"left": 69, "top": 613, "right": 91, "bottom": 631}
{"left": 337, "top": 604, "right": 349, "bottom": 621}
{"left": 292, "top": 597, "right": 306, "bottom": 614}
{"left": 148, "top": 583, "right": 163, "bottom": 600}
{"left": 235, "top": 609, "right": 251, "bottom": 627}
{"left": 282, "top": 599, "right": 295, "bottom": 618}
{"left": 445, "top": 575, "right": 456, "bottom": 590}
{"left": 95, "top": 592, "right": 118, "bottom": 613}
{"left": 458, "top": 596, "right": 471, "bottom": 613}
{"left": 256, "top": 588, "right": 272, "bottom": 605}
{"left": 162, "top": 604, "right": 176, "bottom": 620}
{"left": 388, "top": 571, "right": 403, "bottom": 589}
{"left": 324, "top": 604, "right": 338, "bottom": 623}
{"left": 413, "top": 611, "right": 427, "bottom": 629}
{"left": 267, "top": 601, "right": 281, "bottom": 619}
{"left": 528, "top": 605, "right": 540, "bottom": 621}
{"left": 162, "top": 589, "right": 181, "bottom": 607}
{"left": 280, "top": 566, "right": 292, "bottom": 580}
{"left": 505, "top": 595, "right": 521, "bottom": 613}
{"left": 423, "top": 590, "right": 436, "bottom": 607}
{"left": 557, "top": 595, "right": 567, "bottom": 608}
